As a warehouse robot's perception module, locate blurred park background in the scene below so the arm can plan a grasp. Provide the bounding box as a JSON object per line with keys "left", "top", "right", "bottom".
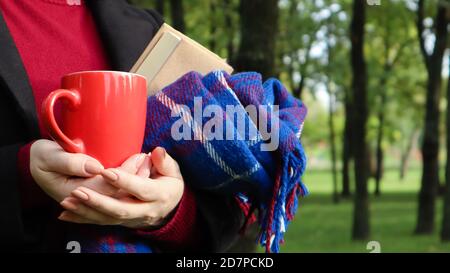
{"left": 130, "top": 0, "right": 450, "bottom": 252}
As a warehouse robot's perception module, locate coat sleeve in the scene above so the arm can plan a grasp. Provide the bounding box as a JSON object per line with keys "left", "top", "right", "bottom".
{"left": 0, "top": 143, "right": 26, "bottom": 250}
{"left": 194, "top": 190, "right": 245, "bottom": 252}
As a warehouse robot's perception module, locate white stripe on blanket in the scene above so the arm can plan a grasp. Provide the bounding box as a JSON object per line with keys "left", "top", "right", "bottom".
{"left": 214, "top": 70, "right": 263, "bottom": 148}
{"left": 156, "top": 92, "right": 261, "bottom": 182}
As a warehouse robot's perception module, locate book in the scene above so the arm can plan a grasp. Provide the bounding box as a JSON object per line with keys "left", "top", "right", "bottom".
{"left": 130, "top": 23, "right": 234, "bottom": 96}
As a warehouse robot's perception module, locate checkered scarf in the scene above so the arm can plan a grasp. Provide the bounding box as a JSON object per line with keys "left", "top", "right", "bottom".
{"left": 143, "top": 70, "right": 308, "bottom": 253}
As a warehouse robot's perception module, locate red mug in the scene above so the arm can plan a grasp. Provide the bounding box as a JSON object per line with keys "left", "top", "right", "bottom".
{"left": 42, "top": 71, "right": 147, "bottom": 168}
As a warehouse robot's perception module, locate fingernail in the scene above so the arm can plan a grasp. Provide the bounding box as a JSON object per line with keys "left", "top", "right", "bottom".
{"left": 101, "top": 169, "right": 118, "bottom": 181}
{"left": 161, "top": 147, "right": 166, "bottom": 159}
{"left": 60, "top": 200, "right": 77, "bottom": 210}
{"left": 135, "top": 153, "right": 146, "bottom": 169}
{"left": 137, "top": 156, "right": 151, "bottom": 178}
{"left": 58, "top": 212, "right": 66, "bottom": 221}
{"left": 72, "top": 189, "right": 89, "bottom": 201}
{"left": 85, "top": 160, "right": 103, "bottom": 175}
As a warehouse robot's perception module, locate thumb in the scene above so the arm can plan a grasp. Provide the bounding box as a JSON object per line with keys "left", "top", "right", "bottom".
{"left": 119, "top": 153, "right": 147, "bottom": 174}
{"left": 136, "top": 153, "right": 152, "bottom": 178}
{"left": 150, "top": 147, "right": 182, "bottom": 179}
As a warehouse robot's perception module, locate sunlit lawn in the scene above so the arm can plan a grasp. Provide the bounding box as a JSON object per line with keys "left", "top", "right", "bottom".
{"left": 260, "top": 168, "right": 450, "bottom": 253}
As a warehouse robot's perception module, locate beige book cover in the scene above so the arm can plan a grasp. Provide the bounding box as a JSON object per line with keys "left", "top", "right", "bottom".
{"left": 130, "top": 23, "right": 234, "bottom": 96}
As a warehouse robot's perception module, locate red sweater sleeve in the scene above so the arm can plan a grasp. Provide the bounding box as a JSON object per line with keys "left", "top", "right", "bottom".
{"left": 135, "top": 185, "right": 205, "bottom": 251}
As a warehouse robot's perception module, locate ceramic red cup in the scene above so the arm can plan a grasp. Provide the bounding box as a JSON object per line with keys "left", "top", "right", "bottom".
{"left": 42, "top": 71, "right": 147, "bottom": 168}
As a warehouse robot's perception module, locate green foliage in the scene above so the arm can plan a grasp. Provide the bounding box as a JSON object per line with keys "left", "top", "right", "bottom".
{"left": 278, "top": 0, "right": 352, "bottom": 96}
{"left": 130, "top": 0, "right": 239, "bottom": 60}
{"left": 365, "top": 0, "right": 426, "bottom": 148}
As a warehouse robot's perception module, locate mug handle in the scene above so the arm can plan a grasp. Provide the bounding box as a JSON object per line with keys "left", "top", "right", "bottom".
{"left": 42, "top": 89, "right": 85, "bottom": 153}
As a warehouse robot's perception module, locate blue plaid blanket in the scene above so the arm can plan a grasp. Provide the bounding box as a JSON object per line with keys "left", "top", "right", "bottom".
{"left": 143, "top": 70, "right": 308, "bottom": 253}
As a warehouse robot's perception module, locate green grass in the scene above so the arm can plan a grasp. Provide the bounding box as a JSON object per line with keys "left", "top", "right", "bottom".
{"left": 258, "top": 168, "right": 450, "bottom": 253}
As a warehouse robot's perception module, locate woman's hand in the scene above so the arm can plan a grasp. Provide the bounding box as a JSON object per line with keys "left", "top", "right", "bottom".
{"left": 30, "top": 139, "right": 147, "bottom": 202}
{"left": 58, "top": 147, "right": 185, "bottom": 229}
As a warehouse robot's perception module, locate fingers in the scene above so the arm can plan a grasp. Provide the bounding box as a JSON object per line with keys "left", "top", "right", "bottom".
{"left": 59, "top": 197, "right": 120, "bottom": 225}
{"left": 100, "top": 168, "right": 161, "bottom": 201}
{"left": 69, "top": 186, "right": 150, "bottom": 219}
{"left": 119, "top": 153, "right": 147, "bottom": 174}
{"left": 64, "top": 153, "right": 149, "bottom": 198}
{"left": 136, "top": 154, "right": 151, "bottom": 178}
{"left": 59, "top": 196, "right": 162, "bottom": 228}
{"left": 38, "top": 141, "right": 104, "bottom": 177}
{"left": 150, "top": 147, "right": 182, "bottom": 179}
{"left": 68, "top": 175, "right": 119, "bottom": 197}
{"left": 59, "top": 211, "right": 94, "bottom": 224}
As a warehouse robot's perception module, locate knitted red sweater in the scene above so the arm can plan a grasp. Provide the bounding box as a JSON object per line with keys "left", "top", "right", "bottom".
{"left": 0, "top": 0, "right": 202, "bottom": 251}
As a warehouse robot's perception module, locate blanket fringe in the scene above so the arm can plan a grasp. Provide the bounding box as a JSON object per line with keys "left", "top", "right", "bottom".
{"left": 257, "top": 143, "right": 308, "bottom": 253}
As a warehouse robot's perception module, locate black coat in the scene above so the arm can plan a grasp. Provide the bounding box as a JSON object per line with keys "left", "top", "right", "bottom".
{"left": 0, "top": 0, "right": 242, "bottom": 252}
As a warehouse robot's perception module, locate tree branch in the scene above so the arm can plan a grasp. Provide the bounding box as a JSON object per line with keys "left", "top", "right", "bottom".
{"left": 389, "top": 38, "right": 414, "bottom": 68}
{"left": 293, "top": 38, "right": 314, "bottom": 97}
{"left": 430, "top": 3, "right": 449, "bottom": 62}
{"left": 417, "top": 0, "right": 430, "bottom": 69}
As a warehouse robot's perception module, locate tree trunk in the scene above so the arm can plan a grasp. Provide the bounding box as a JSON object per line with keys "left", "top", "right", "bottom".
{"left": 399, "top": 130, "right": 420, "bottom": 180}
{"left": 169, "top": 0, "right": 185, "bottom": 33}
{"left": 375, "top": 23, "right": 410, "bottom": 188}
{"left": 441, "top": 54, "right": 450, "bottom": 241}
{"left": 292, "top": 41, "right": 313, "bottom": 99}
{"left": 287, "top": 0, "right": 315, "bottom": 100}
{"left": 415, "top": 1, "right": 448, "bottom": 234}
{"left": 342, "top": 89, "right": 353, "bottom": 198}
{"left": 366, "top": 143, "right": 376, "bottom": 179}
{"left": 329, "top": 88, "right": 339, "bottom": 203}
{"left": 350, "top": 0, "right": 369, "bottom": 240}
{"left": 235, "top": 0, "right": 279, "bottom": 79}
{"left": 326, "top": 21, "right": 339, "bottom": 204}
{"left": 155, "top": 0, "right": 164, "bottom": 16}
{"left": 295, "top": 76, "right": 306, "bottom": 100}
{"left": 417, "top": 68, "right": 441, "bottom": 233}
{"left": 374, "top": 77, "right": 387, "bottom": 196}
